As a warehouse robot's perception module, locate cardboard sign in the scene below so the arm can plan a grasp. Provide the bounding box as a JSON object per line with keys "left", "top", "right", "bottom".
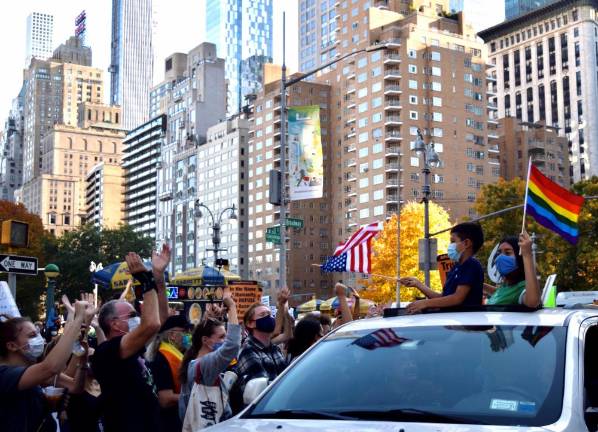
{"left": 437, "top": 254, "right": 454, "bottom": 287}
{"left": 0, "top": 281, "right": 20, "bottom": 317}
{"left": 228, "top": 281, "right": 262, "bottom": 324}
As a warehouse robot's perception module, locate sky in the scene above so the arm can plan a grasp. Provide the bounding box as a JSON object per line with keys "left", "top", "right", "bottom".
{"left": 0, "top": 0, "right": 505, "bottom": 123}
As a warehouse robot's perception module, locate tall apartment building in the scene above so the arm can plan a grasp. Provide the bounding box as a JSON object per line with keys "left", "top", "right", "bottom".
{"left": 22, "top": 40, "right": 104, "bottom": 185}
{"left": 86, "top": 162, "right": 125, "bottom": 229}
{"left": 152, "top": 44, "right": 226, "bottom": 275}
{"left": 195, "top": 116, "right": 249, "bottom": 277}
{"left": 53, "top": 36, "right": 92, "bottom": 66}
{"left": 245, "top": 77, "right": 333, "bottom": 297}
{"left": 495, "top": 117, "right": 570, "bottom": 186}
{"left": 20, "top": 106, "right": 124, "bottom": 236}
{"left": 110, "top": 0, "right": 154, "bottom": 130}
{"left": 122, "top": 114, "right": 166, "bottom": 239}
{"left": 205, "top": 0, "right": 273, "bottom": 114}
{"left": 25, "top": 12, "right": 54, "bottom": 66}
{"left": 479, "top": 1, "right": 598, "bottom": 182}
{"left": 0, "top": 89, "right": 25, "bottom": 201}
{"left": 505, "top": 0, "right": 558, "bottom": 20}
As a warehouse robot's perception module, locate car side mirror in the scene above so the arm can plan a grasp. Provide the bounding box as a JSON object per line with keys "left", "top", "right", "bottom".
{"left": 243, "top": 377, "right": 268, "bottom": 405}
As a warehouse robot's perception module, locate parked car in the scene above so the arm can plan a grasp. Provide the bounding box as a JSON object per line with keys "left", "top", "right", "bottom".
{"left": 210, "top": 306, "right": 598, "bottom": 431}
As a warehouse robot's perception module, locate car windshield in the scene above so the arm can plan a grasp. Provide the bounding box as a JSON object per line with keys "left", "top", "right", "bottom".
{"left": 247, "top": 325, "right": 566, "bottom": 426}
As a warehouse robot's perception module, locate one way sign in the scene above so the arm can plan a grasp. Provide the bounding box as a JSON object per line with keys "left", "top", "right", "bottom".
{"left": 0, "top": 255, "right": 38, "bottom": 275}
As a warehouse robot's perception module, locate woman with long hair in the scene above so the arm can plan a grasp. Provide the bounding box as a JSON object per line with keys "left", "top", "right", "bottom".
{"left": 484, "top": 231, "right": 541, "bottom": 307}
{"left": 178, "top": 292, "right": 241, "bottom": 424}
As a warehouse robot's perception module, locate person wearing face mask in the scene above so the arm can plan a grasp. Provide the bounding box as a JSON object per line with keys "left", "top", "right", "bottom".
{"left": 235, "top": 296, "right": 288, "bottom": 407}
{"left": 0, "top": 300, "right": 94, "bottom": 432}
{"left": 484, "top": 231, "right": 541, "bottom": 307}
{"left": 91, "top": 245, "right": 171, "bottom": 432}
{"left": 146, "top": 315, "right": 192, "bottom": 432}
{"left": 178, "top": 292, "right": 240, "bottom": 424}
{"left": 402, "top": 222, "right": 485, "bottom": 314}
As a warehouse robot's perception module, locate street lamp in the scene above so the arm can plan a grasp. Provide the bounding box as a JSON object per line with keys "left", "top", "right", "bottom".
{"left": 413, "top": 128, "right": 441, "bottom": 288}
{"left": 277, "top": 11, "right": 389, "bottom": 290}
{"left": 194, "top": 200, "right": 237, "bottom": 265}
{"left": 44, "top": 263, "right": 60, "bottom": 335}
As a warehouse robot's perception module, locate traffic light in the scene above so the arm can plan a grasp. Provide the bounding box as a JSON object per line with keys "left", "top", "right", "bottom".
{"left": 1, "top": 220, "right": 29, "bottom": 248}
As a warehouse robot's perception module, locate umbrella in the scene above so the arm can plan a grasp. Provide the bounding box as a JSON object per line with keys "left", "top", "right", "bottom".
{"left": 91, "top": 261, "right": 169, "bottom": 290}
{"left": 319, "top": 296, "right": 376, "bottom": 314}
{"left": 169, "top": 265, "right": 241, "bottom": 287}
{"left": 296, "top": 298, "right": 324, "bottom": 313}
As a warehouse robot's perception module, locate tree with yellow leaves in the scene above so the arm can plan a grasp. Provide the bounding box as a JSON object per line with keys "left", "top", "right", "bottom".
{"left": 361, "top": 201, "right": 452, "bottom": 303}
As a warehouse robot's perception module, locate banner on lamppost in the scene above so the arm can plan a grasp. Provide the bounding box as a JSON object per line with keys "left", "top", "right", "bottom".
{"left": 288, "top": 106, "right": 323, "bottom": 201}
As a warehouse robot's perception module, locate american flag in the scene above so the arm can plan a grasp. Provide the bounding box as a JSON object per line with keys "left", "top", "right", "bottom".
{"left": 352, "top": 328, "right": 410, "bottom": 350}
{"left": 334, "top": 222, "right": 382, "bottom": 256}
{"left": 322, "top": 238, "right": 374, "bottom": 273}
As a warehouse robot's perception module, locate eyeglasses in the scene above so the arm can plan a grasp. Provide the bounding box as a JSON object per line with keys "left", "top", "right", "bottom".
{"left": 114, "top": 311, "right": 138, "bottom": 320}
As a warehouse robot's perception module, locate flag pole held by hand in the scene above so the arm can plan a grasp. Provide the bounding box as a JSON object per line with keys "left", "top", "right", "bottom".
{"left": 520, "top": 157, "right": 533, "bottom": 255}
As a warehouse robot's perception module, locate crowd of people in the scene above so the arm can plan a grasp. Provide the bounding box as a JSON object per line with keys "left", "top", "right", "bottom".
{"left": 0, "top": 222, "right": 542, "bottom": 432}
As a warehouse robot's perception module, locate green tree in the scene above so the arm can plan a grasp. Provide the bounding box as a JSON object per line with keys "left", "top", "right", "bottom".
{"left": 51, "top": 224, "right": 153, "bottom": 300}
{"left": 361, "top": 201, "right": 452, "bottom": 303}
{"left": 474, "top": 176, "right": 598, "bottom": 291}
{"left": 0, "top": 200, "right": 56, "bottom": 319}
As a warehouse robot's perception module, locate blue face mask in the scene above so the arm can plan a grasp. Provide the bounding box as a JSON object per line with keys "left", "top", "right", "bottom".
{"left": 182, "top": 333, "right": 192, "bottom": 350}
{"left": 447, "top": 242, "right": 462, "bottom": 262}
{"left": 496, "top": 254, "right": 518, "bottom": 277}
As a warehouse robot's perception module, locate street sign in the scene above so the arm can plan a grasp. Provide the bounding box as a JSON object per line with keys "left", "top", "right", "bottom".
{"left": 0, "top": 255, "right": 38, "bottom": 275}
{"left": 286, "top": 218, "right": 304, "bottom": 229}
{"left": 265, "top": 232, "right": 281, "bottom": 244}
{"left": 266, "top": 226, "right": 280, "bottom": 235}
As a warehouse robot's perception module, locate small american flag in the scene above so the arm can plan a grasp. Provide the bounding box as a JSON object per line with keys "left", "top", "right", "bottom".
{"left": 352, "top": 328, "right": 410, "bottom": 350}
{"left": 321, "top": 238, "right": 374, "bottom": 273}
{"left": 334, "top": 222, "right": 382, "bottom": 256}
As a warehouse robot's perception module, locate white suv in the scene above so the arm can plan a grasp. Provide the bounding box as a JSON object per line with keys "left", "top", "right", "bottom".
{"left": 210, "top": 306, "right": 598, "bottom": 431}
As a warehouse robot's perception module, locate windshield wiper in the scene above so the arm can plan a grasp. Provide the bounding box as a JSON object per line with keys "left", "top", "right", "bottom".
{"left": 340, "top": 408, "right": 486, "bottom": 424}
{"left": 249, "top": 409, "right": 357, "bottom": 420}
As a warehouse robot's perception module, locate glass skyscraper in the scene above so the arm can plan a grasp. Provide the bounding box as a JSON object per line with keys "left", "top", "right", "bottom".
{"left": 205, "top": 0, "right": 273, "bottom": 115}
{"left": 504, "top": 0, "right": 556, "bottom": 20}
{"left": 110, "top": 0, "right": 154, "bottom": 131}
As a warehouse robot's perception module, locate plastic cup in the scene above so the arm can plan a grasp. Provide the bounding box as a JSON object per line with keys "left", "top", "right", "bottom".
{"left": 43, "top": 386, "right": 64, "bottom": 412}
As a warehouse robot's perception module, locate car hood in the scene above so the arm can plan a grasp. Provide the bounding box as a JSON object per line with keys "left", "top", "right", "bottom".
{"left": 207, "top": 418, "right": 554, "bottom": 431}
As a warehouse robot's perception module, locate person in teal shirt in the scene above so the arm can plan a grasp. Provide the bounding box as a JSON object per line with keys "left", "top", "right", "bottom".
{"left": 484, "top": 231, "right": 541, "bottom": 307}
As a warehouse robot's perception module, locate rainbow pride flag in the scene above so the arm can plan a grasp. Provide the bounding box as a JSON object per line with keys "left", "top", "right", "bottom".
{"left": 525, "top": 164, "right": 584, "bottom": 244}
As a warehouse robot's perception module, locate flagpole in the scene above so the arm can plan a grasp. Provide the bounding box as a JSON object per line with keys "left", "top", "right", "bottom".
{"left": 521, "top": 157, "right": 532, "bottom": 234}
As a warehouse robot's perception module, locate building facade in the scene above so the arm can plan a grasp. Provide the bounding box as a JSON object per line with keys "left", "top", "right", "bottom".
{"left": 86, "top": 162, "right": 125, "bottom": 229}
{"left": 25, "top": 12, "right": 54, "bottom": 66}
{"left": 0, "top": 88, "right": 25, "bottom": 201}
{"left": 505, "top": 0, "right": 557, "bottom": 20}
{"left": 205, "top": 0, "right": 273, "bottom": 114}
{"left": 152, "top": 43, "right": 226, "bottom": 275}
{"left": 479, "top": 1, "right": 598, "bottom": 182}
{"left": 22, "top": 42, "right": 104, "bottom": 185}
{"left": 20, "top": 119, "right": 124, "bottom": 236}
{"left": 495, "top": 117, "right": 570, "bottom": 186}
{"left": 122, "top": 114, "right": 166, "bottom": 239}
{"left": 110, "top": 0, "right": 154, "bottom": 130}
{"left": 245, "top": 77, "right": 334, "bottom": 298}
{"left": 195, "top": 116, "right": 249, "bottom": 277}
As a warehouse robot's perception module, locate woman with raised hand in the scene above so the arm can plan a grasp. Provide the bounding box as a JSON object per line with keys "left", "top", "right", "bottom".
{"left": 0, "top": 300, "right": 94, "bottom": 432}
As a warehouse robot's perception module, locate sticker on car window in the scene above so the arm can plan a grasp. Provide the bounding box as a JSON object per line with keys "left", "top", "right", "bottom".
{"left": 490, "top": 399, "right": 519, "bottom": 411}
{"left": 517, "top": 401, "right": 536, "bottom": 413}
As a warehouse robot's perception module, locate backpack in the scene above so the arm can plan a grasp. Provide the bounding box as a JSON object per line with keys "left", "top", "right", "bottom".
{"left": 182, "top": 362, "right": 234, "bottom": 432}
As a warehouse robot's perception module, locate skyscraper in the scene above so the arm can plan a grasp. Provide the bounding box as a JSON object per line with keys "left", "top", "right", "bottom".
{"left": 205, "top": 0, "right": 273, "bottom": 114}
{"left": 110, "top": 0, "right": 154, "bottom": 131}
{"left": 479, "top": 0, "right": 598, "bottom": 181}
{"left": 504, "top": 0, "right": 556, "bottom": 20}
{"left": 449, "top": 0, "right": 505, "bottom": 32}
{"left": 25, "top": 12, "right": 54, "bottom": 66}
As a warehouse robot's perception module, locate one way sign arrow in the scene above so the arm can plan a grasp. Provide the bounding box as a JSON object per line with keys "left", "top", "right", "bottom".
{"left": 0, "top": 255, "right": 38, "bottom": 275}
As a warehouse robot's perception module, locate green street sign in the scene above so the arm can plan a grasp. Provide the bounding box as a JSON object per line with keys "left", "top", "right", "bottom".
{"left": 265, "top": 232, "right": 281, "bottom": 244}
{"left": 266, "top": 226, "right": 280, "bottom": 235}
{"left": 286, "top": 218, "right": 304, "bottom": 229}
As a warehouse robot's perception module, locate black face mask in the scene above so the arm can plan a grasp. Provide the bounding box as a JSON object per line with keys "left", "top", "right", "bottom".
{"left": 255, "top": 315, "right": 276, "bottom": 333}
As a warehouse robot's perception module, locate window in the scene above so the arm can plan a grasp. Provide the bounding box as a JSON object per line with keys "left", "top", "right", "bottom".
{"left": 408, "top": 49, "right": 416, "bottom": 58}
{"left": 409, "top": 111, "right": 418, "bottom": 120}
{"left": 359, "top": 208, "right": 370, "bottom": 219}
{"left": 431, "top": 82, "right": 442, "bottom": 91}
{"left": 358, "top": 145, "right": 369, "bottom": 156}
{"left": 372, "top": 82, "right": 382, "bottom": 92}
{"left": 373, "top": 174, "right": 383, "bottom": 185}
{"left": 359, "top": 193, "right": 369, "bottom": 203}
{"left": 410, "top": 157, "right": 419, "bottom": 167}
{"left": 431, "top": 67, "right": 441, "bottom": 76}
{"left": 359, "top": 178, "right": 369, "bottom": 188}
{"left": 408, "top": 64, "right": 417, "bottom": 74}
{"left": 373, "top": 159, "right": 383, "bottom": 169}
{"left": 373, "top": 143, "right": 383, "bottom": 153}
{"left": 358, "top": 102, "right": 368, "bottom": 113}
{"left": 372, "top": 112, "right": 382, "bottom": 123}
{"left": 358, "top": 117, "right": 368, "bottom": 128}
{"left": 408, "top": 80, "right": 418, "bottom": 89}
{"left": 431, "top": 51, "right": 441, "bottom": 61}
{"left": 409, "top": 95, "right": 418, "bottom": 104}
{"left": 372, "top": 97, "right": 382, "bottom": 108}
{"left": 373, "top": 189, "right": 384, "bottom": 200}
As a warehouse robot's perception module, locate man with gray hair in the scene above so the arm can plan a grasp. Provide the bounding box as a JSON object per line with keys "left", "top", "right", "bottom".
{"left": 91, "top": 245, "right": 171, "bottom": 432}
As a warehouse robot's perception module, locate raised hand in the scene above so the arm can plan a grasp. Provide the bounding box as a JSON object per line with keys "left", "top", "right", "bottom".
{"left": 62, "top": 294, "right": 75, "bottom": 322}
{"left": 277, "top": 287, "right": 290, "bottom": 306}
{"left": 335, "top": 282, "right": 348, "bottom": 298}
{"left": 152, "top": 243, "right": 171, "bottom": 275}
{"left": 125, "top": 252, "right": 146, "bottom": 275}
{"left": 519, "top": 230, "right": 533, "bottom": 257}
{"left": 222, "top": 288, "right": 236, "bottom": 309}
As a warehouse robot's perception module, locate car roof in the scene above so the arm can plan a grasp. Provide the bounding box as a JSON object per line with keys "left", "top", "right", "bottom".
{"left": 334, "top": 308, "right": 598, "bottom": 335}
